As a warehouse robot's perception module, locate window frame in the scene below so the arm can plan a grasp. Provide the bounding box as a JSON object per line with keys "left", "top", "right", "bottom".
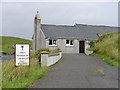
{"left": 66, "top": 40, "right": 74, "bottom": 46}
{"left": 48, "top": 39, "right": 57, "bottom": 46}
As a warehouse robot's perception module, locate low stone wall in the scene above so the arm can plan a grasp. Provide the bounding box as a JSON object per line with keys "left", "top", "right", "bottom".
{"left": 41, "top": 51, "right": 62, "bottom": 67}
{"left": 85, "top": 41, "right": 93, "bottom": 55}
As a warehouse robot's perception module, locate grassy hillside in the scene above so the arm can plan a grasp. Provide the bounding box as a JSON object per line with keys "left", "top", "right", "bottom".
{"left": 88, "top": 32, "right": 119, "bottom": 68}
{"left": 1, "top": 36, "right": 32, "bottom": 54}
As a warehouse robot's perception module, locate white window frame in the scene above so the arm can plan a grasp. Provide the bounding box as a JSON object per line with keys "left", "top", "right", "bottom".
{"left": 48, "top": 39, "right": 57, "bottom": 46}
{"left": 66, "top": 40, "right": 74, "bottom": 46}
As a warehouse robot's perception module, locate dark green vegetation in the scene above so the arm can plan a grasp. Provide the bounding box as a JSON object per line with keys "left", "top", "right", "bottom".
{"left": 2, "top": 54, "right": 51, "bottom": 88}
{"left": 88, "top": 32, "right": 119, "bottom": 68}
{"left": 34, "top": 48, "right": 60, "bottom": 60}
{"left": 1, "top": 36, "right": 32, "bottom": 54}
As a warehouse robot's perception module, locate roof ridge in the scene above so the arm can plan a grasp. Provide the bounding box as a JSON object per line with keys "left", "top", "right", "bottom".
{"left": 42, "top": 23, "right": 118, "bottom": 28}
{"left": 41, "top": 24, "right": 56, "bottom": 26}
{"left": 41, "top": 24, "right": 75, "bottom": 27}
{"left": 75, "top": 24, "right": 118, "bottom": 28}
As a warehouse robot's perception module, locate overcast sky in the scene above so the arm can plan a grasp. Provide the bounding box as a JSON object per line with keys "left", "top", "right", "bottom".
{"left": 2, "top": 2, "right": 118, "bottom": 40}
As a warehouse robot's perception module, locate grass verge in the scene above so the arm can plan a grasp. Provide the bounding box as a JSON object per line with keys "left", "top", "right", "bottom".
{"left": 2, "top": 54, "right": 51, "bottom": 88}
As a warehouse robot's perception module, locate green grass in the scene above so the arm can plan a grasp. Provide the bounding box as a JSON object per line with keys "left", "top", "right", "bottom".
{"left": 94, "top": 67, "right": 105, "bottom": 75}
{"left": 2, "top": 54, "right": 51, "bottom": 88}
{"left": 1, "top": 36, "right": 32, "bottom": 54}
{"left": 88, "top": 32, "right": 119, "bottom": 68}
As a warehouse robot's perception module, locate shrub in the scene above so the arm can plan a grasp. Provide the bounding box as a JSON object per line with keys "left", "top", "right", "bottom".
{"left": 51, "top": 48, "right": 60, "bottom": 54}
{"left": 34, "top": 48, "right": 61, "bottom": 62}
{"left": 89, "top": 41, "right": 95, "bottom": 48}
{"left": 34, "top": 48, "right": 51, "bottom": 62}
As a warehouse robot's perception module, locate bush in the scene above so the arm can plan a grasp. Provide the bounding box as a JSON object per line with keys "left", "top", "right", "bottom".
{"left": 34, "top": 48, "right": 51, "bottom": 56}
{"left": 34, "top": 48, "right": 51, "bottom": 61}
{"left": 89, "top": 41, "right": 95, "bottom": 48}
{"left": 34, "top": 48, "right": 61, "bottom": 62}
{"left": 51, "top": 48, "right": 60, "bottom": 54}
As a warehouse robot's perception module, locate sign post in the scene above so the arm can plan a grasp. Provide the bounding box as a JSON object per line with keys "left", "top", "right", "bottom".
{"left": 15, "top": 44, "right": 30, "bottom": 66}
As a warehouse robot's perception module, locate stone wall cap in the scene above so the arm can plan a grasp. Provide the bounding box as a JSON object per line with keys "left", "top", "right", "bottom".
{"left": 41, "top": 51, "right": 49, "bottom": 54}
{"left": 49, "top": 53, "right": 59, "bottom": 56}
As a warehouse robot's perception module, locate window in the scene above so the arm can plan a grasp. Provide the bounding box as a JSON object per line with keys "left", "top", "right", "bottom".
{"left": 49, "top": 39, "right": 57, "bottom": 46}
{"left": 66, "top": 40, "right": 69, "bottom": 44}
{"left": 66, "top": 40, "right": 74, "bottom": 46}
{"left": 53, "top": 40, "right": 56, "bottom": 45}
{"left": 49, "top": 40, "right": 52, "bottom": 45}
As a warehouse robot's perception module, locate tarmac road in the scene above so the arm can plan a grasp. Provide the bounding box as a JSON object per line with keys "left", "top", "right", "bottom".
{"left": 29, "top": 54, "right": 118, "bottom": 88}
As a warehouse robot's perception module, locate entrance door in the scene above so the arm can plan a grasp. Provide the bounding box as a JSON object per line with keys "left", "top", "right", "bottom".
{"left": 79, "top": 41, "right": 85, "bottom": 53}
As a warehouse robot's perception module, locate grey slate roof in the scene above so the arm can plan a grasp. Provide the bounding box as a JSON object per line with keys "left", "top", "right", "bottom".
{"left": 41, "top": 24, "right": 118, "bottom": 40}
{"left": 76, "top": 24, "right": 118, "bottom": 40}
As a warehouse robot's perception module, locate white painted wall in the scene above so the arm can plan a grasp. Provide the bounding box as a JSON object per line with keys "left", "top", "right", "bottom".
{"left": 41, "top": 51, "right": 62, "bottom": 67}
{"left": 85, "top": 40, "right": 93, "bottom": 55}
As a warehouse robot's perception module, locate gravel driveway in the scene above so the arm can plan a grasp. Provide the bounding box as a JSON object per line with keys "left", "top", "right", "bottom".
{"left": 29, "top": 54, "right": 118, "bottom": 88}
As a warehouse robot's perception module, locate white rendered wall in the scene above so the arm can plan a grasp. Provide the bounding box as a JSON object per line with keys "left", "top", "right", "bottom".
{"left": 41, "top": 52, "right": 62, "bottom": 67}
{"left": 85, "top": 41, "right": 93, "bottom": 55}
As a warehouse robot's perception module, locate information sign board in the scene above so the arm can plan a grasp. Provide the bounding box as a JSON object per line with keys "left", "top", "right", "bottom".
{"left": 15, "top": 44, "right": 30, "bottom": 66}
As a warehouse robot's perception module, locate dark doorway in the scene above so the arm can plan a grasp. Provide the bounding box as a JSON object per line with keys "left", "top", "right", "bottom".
{"left": 79, "top": 41, "right": 85, "bottom": 53}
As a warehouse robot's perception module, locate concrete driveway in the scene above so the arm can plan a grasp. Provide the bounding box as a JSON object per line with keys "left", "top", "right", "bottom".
{"left": 29, "top": 54, "right": 118, "bottom": 88}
